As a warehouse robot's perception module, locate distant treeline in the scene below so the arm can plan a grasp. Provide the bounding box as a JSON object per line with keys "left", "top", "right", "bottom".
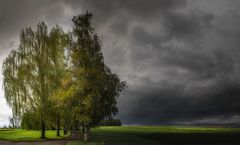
{"left": 99, "top": 119, "right": 122, "bottom": 126}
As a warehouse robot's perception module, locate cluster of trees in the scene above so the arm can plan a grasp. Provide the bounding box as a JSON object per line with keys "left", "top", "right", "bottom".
{"left": 2, "top": 12, "right": 126, "bottom": 141}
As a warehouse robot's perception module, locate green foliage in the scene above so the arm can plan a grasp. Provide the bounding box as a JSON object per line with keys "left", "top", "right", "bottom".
{"left": 66, "top": 12, "right": 126, "bottom": 141}
{"left": 2, "top": 22, "right": 68, "bottom": 138}
{"left": 69, "top": 12, "right": 126, "bottom": 127}
{"left": 2, "top": 12, "right": 126, "bottom": 140}
{"left": 21, "top": 112, "right": 41, "bottom": 130}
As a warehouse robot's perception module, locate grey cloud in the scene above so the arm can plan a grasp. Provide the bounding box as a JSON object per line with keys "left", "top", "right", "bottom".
{"left": 65, "top": 0, "right": 240, "bottom": 125}
{"left": 118, "top": 78, "right": 240, "bottom": 125}
{"left": 158, "top": 47, "right": 235, "bottom": 79}
{"left": 65, "top": 0, "right": 187, "bottom": 17}
{"left": 162, "top": 11, "right": 214, "bottom": 39}
{"left": 0, "top": 0, "right": 71, "bottom": 52}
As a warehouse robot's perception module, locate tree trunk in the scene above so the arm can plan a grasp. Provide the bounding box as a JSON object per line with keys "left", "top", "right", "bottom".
{"left": 83, "top": 131, "right": 87, "bottom": 142}
{"left": 82, "top": 125, "right": 85, "bottom": 134}
{"left": 83, "top": 125, "right": 90, "bottom": 142}
{"left": 41, "top": 120, "right": 46, "bottom": 139}
{"left": 64, "top": 128, "right": 68, "bottom": 135}
{"left": 83, "top": 125, "right": 87, "bottom": 142}
{"left": 87, "top": 126, "right": 90, "bottom": 141}
{"left": 57, "top": 115, "right": 60, "bottom": 136}
{"left": 63, "top": 118, "right": 68, "bottom": 135}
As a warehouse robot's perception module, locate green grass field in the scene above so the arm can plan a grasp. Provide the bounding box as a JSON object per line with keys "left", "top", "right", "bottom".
{"left": 0, "top": 129, "right": 70, "bottom": 141}
{"left": 67, "top": 126, "right": 240, "bottom": 145}
{"left": 1, "top": 126, "right": 240, "bottom": 144}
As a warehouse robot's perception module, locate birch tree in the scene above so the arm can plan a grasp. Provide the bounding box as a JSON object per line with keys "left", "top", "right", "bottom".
{"left": 69, "top": 12, "right": 126, "bottom": 141}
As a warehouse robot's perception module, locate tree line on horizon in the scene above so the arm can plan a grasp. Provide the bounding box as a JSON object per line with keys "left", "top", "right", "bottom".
{"left": 2, "top": 12, "right": 126, "bottom": 141}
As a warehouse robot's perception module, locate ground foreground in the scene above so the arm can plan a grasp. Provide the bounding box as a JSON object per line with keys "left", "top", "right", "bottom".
{"left": 90, "top": 126, "right": 240, "bottom": 145}
{"left": 0, "top": 140, "right": 68, "bottom": 145}
{"left": 1, "top": 126, "right": 240, "bottom": 145}
{"left": 0, "top": 129, "right": 70, "bottom": 141}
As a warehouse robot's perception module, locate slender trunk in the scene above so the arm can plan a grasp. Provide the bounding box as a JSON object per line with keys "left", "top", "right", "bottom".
{"left": 83, "top": 131, "right": 87, "bottom": 141}
{"left": 83, "top": 124, "right": 90, "bottom": 142}
{"left": 41, "top": 119, "right": 46, "bottom": 139}
{"left": 82, "top": 125, "right": 85, "bottom": 134}
{"left": 83, "top": 124, "right": 87, "bottom": 142}
{"left": 64, "top": 128, "right": 68, "bottom": 135}
{"left": 87, "top": 126, "right": 90, "bottom": 141}
{"left": 57, "top": 115, "right": 60, "bottom": 136}
{"left": 63, "top": 119, "right": 68, "bottom": 135}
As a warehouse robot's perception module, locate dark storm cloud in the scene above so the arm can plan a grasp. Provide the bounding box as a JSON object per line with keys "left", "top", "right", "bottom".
{"left": 65, "top": 0, "right": 187, "bottom": 18}
{"left": 1, "top": 0, "right": 240, "bottom": 125}
{"left": 118, "top": 78, "right": 240, "bottom": 125}
{"left": 70, "top": 0, "right": 240, "bottom": 125}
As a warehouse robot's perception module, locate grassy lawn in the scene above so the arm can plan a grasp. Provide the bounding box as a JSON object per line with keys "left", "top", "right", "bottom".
{"left": 1, "top": 126, "right": 240, "bottom": 144}
{"left": 0, "top": 129, "right": 70, "bottom": 141}
{"left": 90, "top": 126, "right": 240, "bottom": 145}
{"left": 93, "top": 126, "right": 240, "bottom": 133}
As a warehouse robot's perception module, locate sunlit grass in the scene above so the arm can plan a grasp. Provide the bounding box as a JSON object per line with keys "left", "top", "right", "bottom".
{"left": 93, "top": 126, "right": 240, "bottom": 133}
{"left": 0, "top": 129, "right": 70, "bottom": 141}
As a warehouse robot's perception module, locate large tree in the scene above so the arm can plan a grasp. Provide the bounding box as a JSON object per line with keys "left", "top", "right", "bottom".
{"left": 2, "top": 23, "right": 67, "bottom": 138}
{"left": 69, "top": 12, "right": 126, "bottom": 141}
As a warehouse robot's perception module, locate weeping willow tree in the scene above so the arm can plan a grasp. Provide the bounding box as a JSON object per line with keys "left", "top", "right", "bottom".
{"left": 2, "top": 22, "right": 67, "bottom": 138}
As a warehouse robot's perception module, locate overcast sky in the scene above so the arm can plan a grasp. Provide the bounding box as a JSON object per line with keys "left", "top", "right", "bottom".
{"left": 1, "top": 0, "right": 240, "bottom": 126}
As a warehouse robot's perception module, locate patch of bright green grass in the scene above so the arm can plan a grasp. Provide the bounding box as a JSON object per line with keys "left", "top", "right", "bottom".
{"left": 0, "top": 129, "right": 70, "bottom": 141}
{"left": 93, "top": 126, "right": 240, "bottom": 133}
